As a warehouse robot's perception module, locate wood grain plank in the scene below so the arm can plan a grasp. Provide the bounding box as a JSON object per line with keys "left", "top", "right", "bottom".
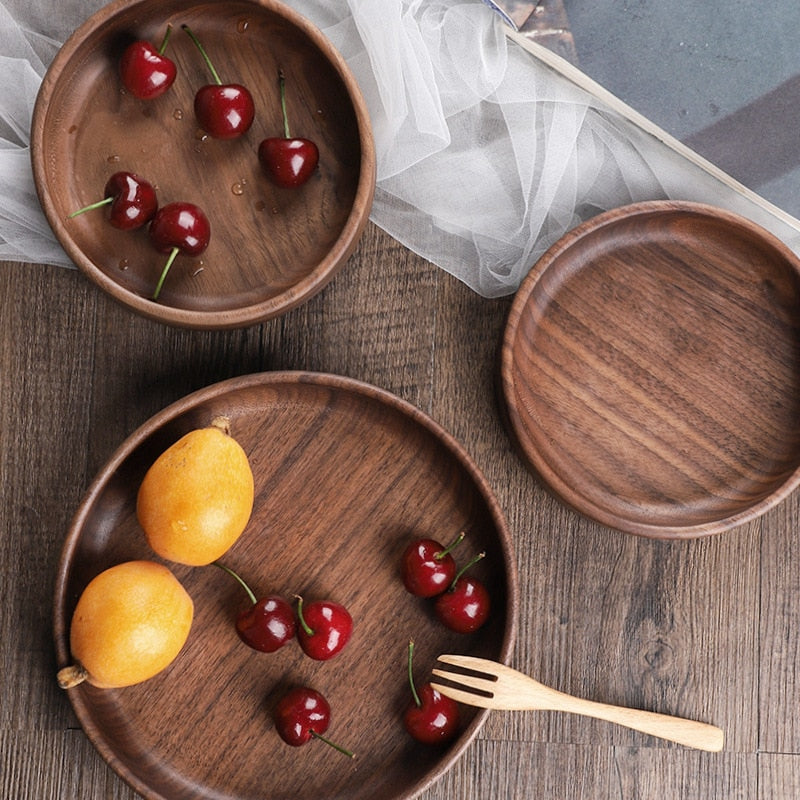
{"left": 611, "top": 744, "right": 756, "bottom": 798}
{"left": 424, "top": 740, "right": 612, "bottom": 798}
{"left": 759, "top": 497, "right": 800, "bottom": 752}
{"left": 0, "top": 264, "right": 99, "bottom": 732}
{"left": 1, "top": 730, "right": 138, "bottom": 800}
{"left": 760, "top": 753, "right": 800, "bottom": 799}
{"left": 258, "top": 221, "right": 440, "bottom": 410}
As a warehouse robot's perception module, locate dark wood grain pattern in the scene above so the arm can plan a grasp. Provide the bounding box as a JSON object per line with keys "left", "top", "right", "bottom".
{"left": 7, "top": 3, "right": 800, "bottom": 800}
{"left": 31, "top": 0, "right": 375, "bottom": 329}
{"left": 501, "top": 201, "right": 800, "bottom": 537}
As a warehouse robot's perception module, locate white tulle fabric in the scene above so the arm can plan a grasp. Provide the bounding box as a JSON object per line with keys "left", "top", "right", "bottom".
{"left": 2, "top": 0, "right": 799, "bottom": 295}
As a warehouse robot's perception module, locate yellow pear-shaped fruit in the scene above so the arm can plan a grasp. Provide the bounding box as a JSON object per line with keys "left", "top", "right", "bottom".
{"left": 58, "top": 560, "right": 194, "bottom": 689}
{"left": 136, "top": 416, "right": 254, "bottom": 566}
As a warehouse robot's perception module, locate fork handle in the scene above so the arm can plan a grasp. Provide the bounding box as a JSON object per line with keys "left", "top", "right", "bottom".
{"left": 552, "top": 692, "right": 724, "bottom": 751}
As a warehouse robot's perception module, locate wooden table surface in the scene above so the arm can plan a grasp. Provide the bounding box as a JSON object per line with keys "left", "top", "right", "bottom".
{"left": 4, "top": 2, "right": 800, "bottom": 799}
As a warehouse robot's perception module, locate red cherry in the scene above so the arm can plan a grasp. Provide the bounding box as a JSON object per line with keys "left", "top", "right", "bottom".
{"left": 68, "top": 172, "right": 157, "bottom": 230}
{"left": 119, "top": 24, "right": 177, "bottom": 100}
{"left": 258, "top": 70, "right": 319, "bottom": 187}
{"left": 238, "top": 595, "right": 295, "bottom": 653}
{"left": 295, "top": 595, "right": 353, "bottom": 660}
{"left": 274, "top": 687, "right": 354, "bottom": 756}
{"left": 148, "top": 201, "right": 210, "bottom": 300}
{"left": 401, "top": 530, "right": 464, "bottom": 597}
{"left": 214, "top": 563, "right": 295, "bottom": 653}
{"left": 182, "top": 25, "right": 254, "bottom": 139}
{"left": 403, "top": 641, "right": 459, "bottom": 745}
{"left": 433, "top": 552, "right": 490, "bottom": 634}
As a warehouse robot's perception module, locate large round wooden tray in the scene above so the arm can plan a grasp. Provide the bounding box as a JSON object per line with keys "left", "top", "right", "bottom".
{"left": 54, "top": 371, "right": 517, "bottom": 800}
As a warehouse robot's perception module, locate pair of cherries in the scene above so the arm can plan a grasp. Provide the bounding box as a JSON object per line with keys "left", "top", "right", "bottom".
{"left": 401, "top": 531, "right": 491, "bottom": 634}
{"left": 215, "top": 563, "right": 353, "bottom": 660}
{"left": 69, "top": 171, "right": 209, "bottom": 300}
{"left": 120, "top": 24, "right": 318, "bottom": 187}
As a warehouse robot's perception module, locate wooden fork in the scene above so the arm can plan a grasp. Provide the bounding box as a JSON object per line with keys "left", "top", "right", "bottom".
{"left": 431, "top": 655, "right": 724, "bottom": 752}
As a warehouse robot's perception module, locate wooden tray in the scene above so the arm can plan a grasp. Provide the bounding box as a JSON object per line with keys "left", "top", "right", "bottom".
{"left": 500, "top": 201, "right": 800, "bottom": 538}
{"left": 31, "top": 0, "right": 375, "bottom": 329}
{"left": 54, "top": 372, "right": 517, "bottom": 800}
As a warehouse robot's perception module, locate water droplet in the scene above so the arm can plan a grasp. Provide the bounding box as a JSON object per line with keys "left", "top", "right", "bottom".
{"left": 272, "top": 207, "right": 280, "bottom": 215}
{"left": 194, "top": 129, "right": 208, "bottom": 141}
{"left": 237, "top": 18, "right": 250, "bottom": 33}
{"left": 107, "top": 154, "right": 120, "bottom": 164}
{"left": 192, "top": 266, "right": 205, "bottom": 277}
{"left": 118, "top": 258, "right": 129, "bottom": 271}
{"left": 68, "top": 124, "right": 77, "bottom": 134}
{"left": 316, "top": 109, "right": 324, "bottom": 115}
{"left": 255, "top": 200, "right": 266, "bottom": 212}
{"left": 231, "top": 182, "right": 245, "bottom": 196}
{"left": 173, "top": 108, "right": 184, "bottom": 120}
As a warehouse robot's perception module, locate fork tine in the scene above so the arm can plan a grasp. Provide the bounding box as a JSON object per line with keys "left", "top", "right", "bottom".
{"left": 430, "top": 668, "right": 496, "bottom": 695}
{"left": 436, "top": 654, "right": 501, "bottom": 674}
{"left": 429, "top": 681, "right": 495, "bottom": 708}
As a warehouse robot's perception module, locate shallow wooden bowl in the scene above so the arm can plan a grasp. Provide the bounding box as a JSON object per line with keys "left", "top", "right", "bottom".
{"left": 500, "top": 201, "right": 800, "bottom": 538}
{"left": 54, "top": 372, "right": 517, "bottom": 800}
{"left": 32, "top": 0, "right": 375, "bottom": 329}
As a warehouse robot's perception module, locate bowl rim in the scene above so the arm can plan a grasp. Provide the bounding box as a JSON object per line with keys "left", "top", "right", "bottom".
{"left": 500, "top": 199, "right": 800, "bottom": 538}
{"left": 31, "top": 0, "right": 377, "bottom": 330}
{"left": 54, "top": 369, "right": 519, "bottom": 800}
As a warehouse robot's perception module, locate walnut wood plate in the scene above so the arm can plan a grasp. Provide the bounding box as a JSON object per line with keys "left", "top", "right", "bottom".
{"left": 31, "top": 0, "right": 375, "bottom": 329}
{"left": 500, "top": 201, "right": 800, "bottom": 538}
{"left": 54, "top": 372, "right": 517, "bottom": 800}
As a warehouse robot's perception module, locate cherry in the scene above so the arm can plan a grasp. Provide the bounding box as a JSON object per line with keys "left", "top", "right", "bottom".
{"left": 213, "top": 563, "right": 295, "bottom": 653}
{"left": 119, "top": 24, "right": 177, "bottom": 100}
{"left": 258, "top": 70, "right": 319, "bottom": 187}
{"left": 434, "top": 552, "right": 490, "bottom": 634}
{"left": 182, "top": 25, "right": 254, "bottom": 139}
{"left": 295, "top": 595, "right": 353, "bottom": 661}
{"left": 68, "top": 172, "right": 157, "bottom": 230}
{"left": 274, "top": 686, "right": 354, "bottom": 757}
{"left": 401, "top": 530, "right": 464, "bottom": 598}
{"left": 403, "top": 641, "right": 459, "bottom": 745}
{"left": 148, "top": 201, "right": 210, "bottom": 300}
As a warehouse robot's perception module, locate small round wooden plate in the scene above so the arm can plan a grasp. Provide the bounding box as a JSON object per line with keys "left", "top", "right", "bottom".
{"left": 54, "top": 372, "right": 517, "bottom": 800}
{"left": 500, "top": 201, "right": 800, "bottom": 538}
{"left": 31, "top": 0, "right": 375, "bottom": 329}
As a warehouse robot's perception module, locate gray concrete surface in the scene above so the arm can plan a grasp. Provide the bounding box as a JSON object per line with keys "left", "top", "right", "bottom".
{"left": 567, "top": 0, "right": 800, "bottom": 217}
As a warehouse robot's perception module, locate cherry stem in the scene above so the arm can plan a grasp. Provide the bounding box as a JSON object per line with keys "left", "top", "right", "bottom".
{"left": 294, "top": 595, "right": 314, "bottom": 636}
{"left": 407, "top": 640, "right": 422, "bottom": 708}
{"left": 158, "top": 23, "right": 173, "bottom": 55}
{"left": 448, "top": 551, "right": 486, "bottom": 591}
{"left": 182, "top": 24, "right": 222, "bottom": 85}
{"left": 278, "top": 69, "right": 291, "bottom": 139}
{"left": 152, "top": 246, "right": 179, "bottom": 300}
{"left": 212, "top": 561, "right": 257, "bottom": 606}
{"left": 310, "top": 730, "right": 355, "bottom": 758}
{"left": 68, "top": 196, "right": 112, "bottom": 219}
{"left": 435, "top": 530, "right": 465, "bottom": 561}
